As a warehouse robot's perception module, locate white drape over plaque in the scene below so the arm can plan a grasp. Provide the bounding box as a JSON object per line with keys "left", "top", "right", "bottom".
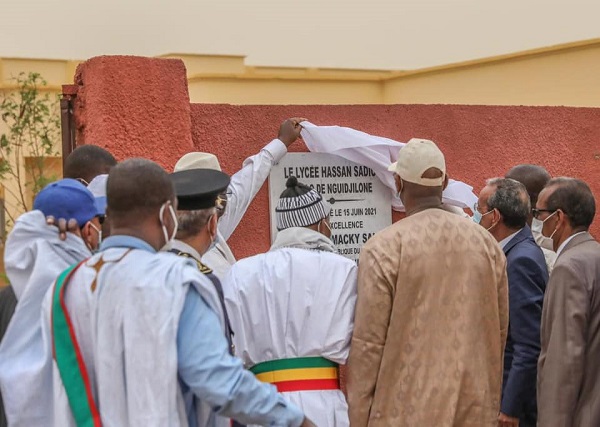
{"left": 299, "top": 122, "right": 477, "bottom": 212}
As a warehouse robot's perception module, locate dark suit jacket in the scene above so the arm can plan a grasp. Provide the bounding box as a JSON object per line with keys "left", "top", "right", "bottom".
{"left": 538, "top": 232, "right": 600, "bottom": 427}
{"left": 501, "top": 226, "right": 548, "bottom": 423}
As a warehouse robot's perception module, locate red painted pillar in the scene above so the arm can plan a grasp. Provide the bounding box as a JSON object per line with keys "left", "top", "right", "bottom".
{"left": 73, "top": 56, "right": 194, "bottom": 170}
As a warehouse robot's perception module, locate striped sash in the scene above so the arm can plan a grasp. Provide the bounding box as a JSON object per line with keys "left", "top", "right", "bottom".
{"left": 250, "top": 357, "right": 339, "bottom": 392}
{"left": 51, "top": 261, "right": 101, "bottom": 427}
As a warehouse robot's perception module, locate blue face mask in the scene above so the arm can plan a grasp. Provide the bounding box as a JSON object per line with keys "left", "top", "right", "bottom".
{"left": 472, "top": 209, "right": 493, "bottom": 225}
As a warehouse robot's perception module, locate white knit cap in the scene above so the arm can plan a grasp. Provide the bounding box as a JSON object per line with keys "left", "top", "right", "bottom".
{"left": 174, "top": 152, "right": 221, "bottom": 172}
{"left": 87, "top": 173, "right": 108, "bottom": 215}
{"left": 387, "top": 138, "right": 446, "bottom": 186}
{"left": 275, "top": 177, "right": 331, "bottom": 230}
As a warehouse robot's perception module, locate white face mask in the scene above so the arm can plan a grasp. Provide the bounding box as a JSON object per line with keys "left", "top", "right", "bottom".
{"left": 89, "top": 222, "right": 102, "bottom": 251}
{"left": 208, "top": 232, "right": 220, "bottom": 252}
{"left": 531, "top": 218, "right": 554, "bottom": 251}
{"left": 317, "top": 218, "right": 332, "bottom": 236}
{"left": 159, "top": 202, "right": 178, "bottom": 250}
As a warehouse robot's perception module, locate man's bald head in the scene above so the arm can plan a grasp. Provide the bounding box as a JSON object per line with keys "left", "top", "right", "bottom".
{"left": 505, "top": 164, "right": 551, "bottom": 208}
{"left": 107, "top": 158, "right": 175, "bottom": 224}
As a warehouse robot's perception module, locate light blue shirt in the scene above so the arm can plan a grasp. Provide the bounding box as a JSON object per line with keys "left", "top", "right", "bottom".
{"left": 100, "top": 235, "right": 305, "bottom": 427}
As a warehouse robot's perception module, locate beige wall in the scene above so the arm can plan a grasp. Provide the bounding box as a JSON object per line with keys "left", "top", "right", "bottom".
{"left": 187, "top": 78, "right": 383, "bottom": 105}
{"left": 1, "top": 39, "right": 600, "bottom": 108}
{"left": 383, "top": 42, "right": 600, "bottom": 106}
{"left": 0, "top": 59, "right": 63, "bottom": 253}
{"left": 0, "top": 57, "right": 77, "bottom": 89}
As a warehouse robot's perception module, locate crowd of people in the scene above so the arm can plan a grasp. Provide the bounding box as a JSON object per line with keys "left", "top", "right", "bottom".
{"left": 0, "top": 118, "right": 598, "bottom": 427}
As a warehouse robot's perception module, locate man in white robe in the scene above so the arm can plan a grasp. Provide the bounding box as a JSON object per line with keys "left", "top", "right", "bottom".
{"left": 174, "top": 118, "right": 305, "bottom": 278}
{"left": 43, "top": 159, "right": 314, "bottom": 427}
{"left": 224, "top": 176, "right": 357, "bottom": 427}
{"left": 0, "top": 179, "right": 103, "bottom": 427}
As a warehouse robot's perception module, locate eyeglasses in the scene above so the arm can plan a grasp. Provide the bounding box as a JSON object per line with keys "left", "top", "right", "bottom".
{"left": 473, "top": 202, "right": 489, "bottom": 214}
{"left": 532, "top": 208, "right": 556, "bottom": 219}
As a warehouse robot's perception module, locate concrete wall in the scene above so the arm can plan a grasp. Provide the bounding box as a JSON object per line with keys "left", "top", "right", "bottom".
{"left": 186, "top": 104, "right": 600, "bottom": 260}
{"left": 61, "top": 55, "right": 600, "bottom": 261}
{"left": 384, "top": 42, "right": 600, "bottom": 107}
{"left": 187, "top": 78, "right": 383, "bottom": 105}
{"left": 2, "top": 38, "right": 600, "bottom": 107}
{"left": 72, "top": 56, "right": 195, "bottom": 169}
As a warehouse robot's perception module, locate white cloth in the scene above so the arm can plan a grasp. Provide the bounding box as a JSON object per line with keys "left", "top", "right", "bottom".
{"left": 532, "top": 229, "right": 557, "bottom": 273}
{"left": 223, "top": 227, "right": 358, "bottom": 427}
{"left": 540, "top": 247, "right": 557, "bottom": 275}
{"left": 42, "top": 248, "right": 221, "bottom": 427}
{"left": 204, "top": 139, "right": 288, "bottom": 278}
{"left": 202, "top": 231, "right": 236, "bottom": 279}
{"left": 0, "top": 210, "right": 91, "bottom": 427}
{"left": 300, "top": 122, "right": 478, "bottom": 211}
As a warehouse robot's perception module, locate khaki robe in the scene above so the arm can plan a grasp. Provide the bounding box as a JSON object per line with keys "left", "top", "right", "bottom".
{"left": 537, "top": 232, "right": 600, "bottom": 427}
{"left": 348, "top": 208, "right": 509, "bottom": 427}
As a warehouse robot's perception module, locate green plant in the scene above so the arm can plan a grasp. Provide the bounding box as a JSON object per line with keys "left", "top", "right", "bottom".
{"left": 0, "top": 72, "right": 61, "bottom": 240}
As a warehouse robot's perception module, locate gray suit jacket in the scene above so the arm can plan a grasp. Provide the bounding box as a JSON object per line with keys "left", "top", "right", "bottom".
{"left": 537, "top": 232, "right": 600, "bottom": 427}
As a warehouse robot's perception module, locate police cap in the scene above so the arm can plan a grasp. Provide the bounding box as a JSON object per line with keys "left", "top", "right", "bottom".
{"left": 170, "top": 169, "right": 230, "bottom": 210}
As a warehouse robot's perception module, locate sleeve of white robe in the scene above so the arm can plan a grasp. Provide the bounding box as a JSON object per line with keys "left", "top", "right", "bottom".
{"left": 177, "top": 287, "right": 304, "bottom": 427}
{"left": 218, "top": 139, "right": 287, "bottom": 241}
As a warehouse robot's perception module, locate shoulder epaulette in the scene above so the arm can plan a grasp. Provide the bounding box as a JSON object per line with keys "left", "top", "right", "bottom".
{"left": 173, "top": 250, "right": 213, "bottom": 275}
{"left": 195, "top": 260, "right": 213, "bottom": 275}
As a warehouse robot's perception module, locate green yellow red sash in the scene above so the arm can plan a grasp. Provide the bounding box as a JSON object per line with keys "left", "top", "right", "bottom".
{"left": 249, "top": 357, "right": 339, "bottom": 392}
{"left": 51, "top": 261, "right": 102, "bottom": 427}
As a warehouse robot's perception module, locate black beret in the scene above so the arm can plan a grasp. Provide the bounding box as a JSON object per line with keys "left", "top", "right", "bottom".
{"left": 170, "top": 169, "right": 230, "bottom": 210}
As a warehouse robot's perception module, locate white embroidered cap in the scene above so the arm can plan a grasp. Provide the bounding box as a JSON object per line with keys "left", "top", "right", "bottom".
{"left": 174, "top": 152, "right": 221, "bottom": 172}
{"left": 275, "top": 177, "right": 331, "bottom": 230}
{"left": 387, "top": 138, "right": 446, "bottom": 187}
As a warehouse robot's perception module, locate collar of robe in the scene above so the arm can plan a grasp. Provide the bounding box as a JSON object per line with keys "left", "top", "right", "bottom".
{"left": 270, "top": 227, "right": 336, "bottom": 254}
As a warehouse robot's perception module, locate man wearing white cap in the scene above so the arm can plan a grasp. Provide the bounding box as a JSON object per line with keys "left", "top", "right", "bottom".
{"left": 347, "top": 138, "right": 509, "bottom": 427}
{"left": 223, "top": 176, "right": 357, "bottom": 427}
{"left": 173, "top": 118, "right": 304, "bottom": 278}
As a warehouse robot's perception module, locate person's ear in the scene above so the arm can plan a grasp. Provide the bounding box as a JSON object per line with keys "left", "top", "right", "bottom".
{"left": 81, "top": 222, "right": 93, "bottom": 246}
{"left": 160, "top": 201, "right": 174, "bottom": 227}
{"left": 555, "top": 209, "right": 567, "bottom": 229}
{"left": 492, "top": 208, "right": 502, "bottom": 225}
{"left": 208, "top": 212, "right": 218, "bottom": 237}
{"left": 442, "top": 174, "right": 449, "bottom": 191}
{"left": 394, "top": 174, "right": 402, "bottom": 194}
